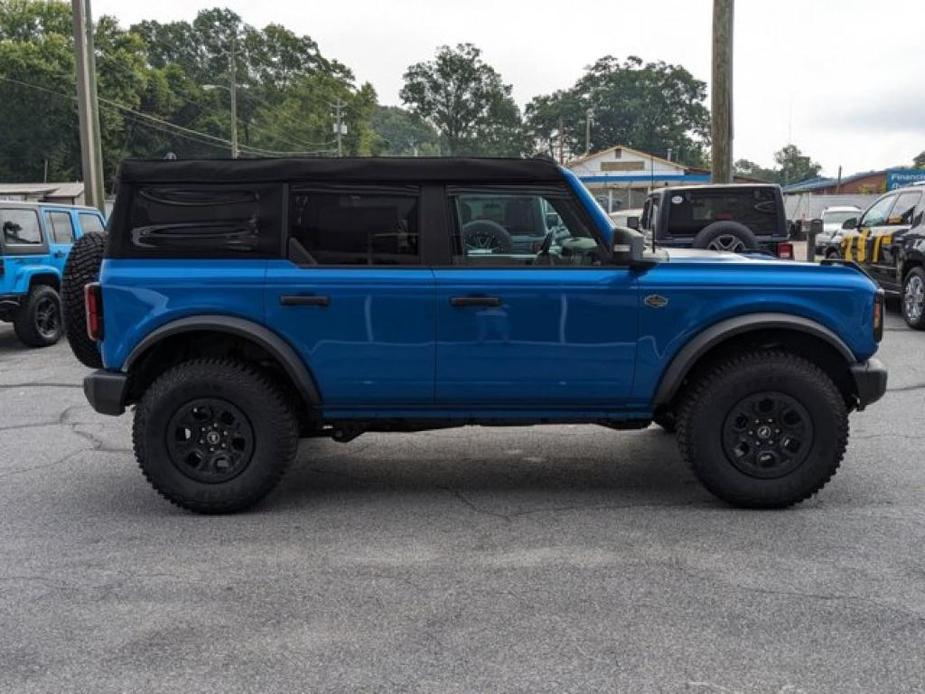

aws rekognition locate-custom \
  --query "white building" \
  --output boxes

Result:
[566,145,709,213]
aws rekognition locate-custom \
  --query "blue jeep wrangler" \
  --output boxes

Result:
[67,157,887,514]
[0,201,105,347]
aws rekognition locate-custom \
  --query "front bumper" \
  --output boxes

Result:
[83,369,128,416]
[851,358,888,410]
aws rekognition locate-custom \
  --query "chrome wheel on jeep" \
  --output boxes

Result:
[706,234,747,253]
[902,268,925,330]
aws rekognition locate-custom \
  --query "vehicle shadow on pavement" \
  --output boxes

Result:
[269,427,709,514]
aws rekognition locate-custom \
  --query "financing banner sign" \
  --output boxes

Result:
[886,169,925,190]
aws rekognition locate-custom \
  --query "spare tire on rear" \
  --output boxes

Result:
[692,221,758,253]
[62,231,106,368]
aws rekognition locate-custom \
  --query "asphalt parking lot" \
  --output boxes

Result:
[1,312,923,694]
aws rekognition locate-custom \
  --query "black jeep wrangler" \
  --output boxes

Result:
[637,184,794,259]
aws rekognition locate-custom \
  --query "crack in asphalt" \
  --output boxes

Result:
[886,382,925,393]
[0,382,83,390]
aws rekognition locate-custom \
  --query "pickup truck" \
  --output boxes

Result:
[63,157,886,513]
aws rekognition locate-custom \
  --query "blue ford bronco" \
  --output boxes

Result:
[64,157,887,514]
[0,201,105,347]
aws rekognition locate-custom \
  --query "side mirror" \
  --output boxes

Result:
[545,212,561,228]
[612,227,655,268]
[842,218,858,230]
[626,216,640,230]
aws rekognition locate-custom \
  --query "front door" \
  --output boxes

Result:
[265,185,435,408]
[434,186,638,408]
[873,190,921,291]
[43,209,77,275]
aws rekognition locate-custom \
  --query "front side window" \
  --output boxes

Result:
[860,195,897,227]
[1,208,42,246]
[887,192,921,226]
[450,189,603,266]
[79,213,105,234]
[47,211,76,244]
[289,187,420,266]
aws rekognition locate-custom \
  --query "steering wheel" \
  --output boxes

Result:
[463,220,513,254]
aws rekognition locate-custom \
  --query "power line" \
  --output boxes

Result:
[0,75,334,157]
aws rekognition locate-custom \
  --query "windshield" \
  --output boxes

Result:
[822,210,858,224]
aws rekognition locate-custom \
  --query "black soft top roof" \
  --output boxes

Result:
[118,156,564,185]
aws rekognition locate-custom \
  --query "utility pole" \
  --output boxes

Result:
[584,108,593,156]
[71,0,105,212]
[333,100,346,157]
[229,35,238,158]
[711,0,734,184]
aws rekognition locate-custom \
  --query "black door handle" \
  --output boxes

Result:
[280,294,330,307]
[449,295,502,307]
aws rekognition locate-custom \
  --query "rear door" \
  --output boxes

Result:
[433,185,638,408]
[0,206,47,294]
[264,184,436,409]
[43,209,77,275]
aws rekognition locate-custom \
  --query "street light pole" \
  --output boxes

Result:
[71,0,105,212]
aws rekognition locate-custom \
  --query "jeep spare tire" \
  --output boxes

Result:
[62,231,106,368]
[692,221,759,253]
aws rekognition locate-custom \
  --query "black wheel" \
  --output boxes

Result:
[652,409,677,433]
[677,351,848,508]
[133,359,299,514]
[463,220,513,253]
[901,267,925,330]
[692,221,759,253]
[13,285,62,347]
[62,231,106,367]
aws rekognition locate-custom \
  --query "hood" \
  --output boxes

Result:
[658,247,800,265]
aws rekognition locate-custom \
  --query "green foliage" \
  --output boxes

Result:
[400,44,529,156]
[735,144,822,185]
[370,106,440,156]
[525,56,710,167]
[914,151,925,169]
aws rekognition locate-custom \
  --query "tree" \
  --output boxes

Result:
[734,159,777,183]
[370,106,440,156]
[914,151,925,169]
[525,55,710,166]
[400,43,528,156]
[774,144,821,185]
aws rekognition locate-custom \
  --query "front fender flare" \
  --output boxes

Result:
[124,315,321,406]
[652,312,855,407]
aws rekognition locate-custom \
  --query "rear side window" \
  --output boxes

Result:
[666,188,779,235]
[78,213,105,234]
[289,187,420,265]
[47,211,76,244]
[1,208,43,246]
[117,184,283,258]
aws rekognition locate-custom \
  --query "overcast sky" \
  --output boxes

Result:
[95,0,924,176]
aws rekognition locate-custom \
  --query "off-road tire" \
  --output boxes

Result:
[62,231,106,367]
[901,267,925,330]
[677,351,848,508]
[133,358,299,514]
[13,285,62,347]
[692,221,759,253]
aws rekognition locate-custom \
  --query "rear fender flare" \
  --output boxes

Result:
[124,315,321,406]
[652,312,855,406]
